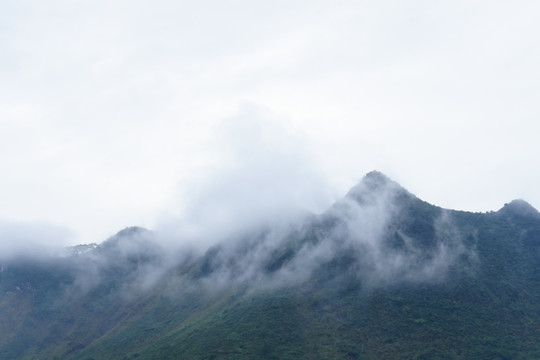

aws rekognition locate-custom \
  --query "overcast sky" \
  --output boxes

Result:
[1,0,539,246]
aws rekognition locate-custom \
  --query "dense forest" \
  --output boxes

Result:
[1,172,539,359]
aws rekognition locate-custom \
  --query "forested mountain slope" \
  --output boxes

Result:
[0,172,538,359]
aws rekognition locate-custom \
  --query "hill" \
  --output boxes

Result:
[0,172,539,359]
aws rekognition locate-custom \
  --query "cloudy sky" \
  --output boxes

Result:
[1,0,539,246]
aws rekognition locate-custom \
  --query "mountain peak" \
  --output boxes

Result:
[341,171,412,206]
[113,226,150,238]
[498,199,539,218]
[362,170,392,189]
[98,226,157,257]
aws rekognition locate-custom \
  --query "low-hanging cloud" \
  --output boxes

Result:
[91,171,477,299]
[0,220,74,260]
[156,104,335,250]
[1,107,478,300]
[232,172,480,292]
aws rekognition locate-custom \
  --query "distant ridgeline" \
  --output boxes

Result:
[0,172,539,359]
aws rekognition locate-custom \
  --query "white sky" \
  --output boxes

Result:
[1,0,540,246]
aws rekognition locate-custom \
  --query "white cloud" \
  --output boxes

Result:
[0,220,73,259]
[1,0,540,244]
[157,104,334,248]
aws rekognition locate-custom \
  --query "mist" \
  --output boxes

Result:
[155,104,335,250]
[0,220,74,260]
[61,173,478,302]
[0,106,480,299]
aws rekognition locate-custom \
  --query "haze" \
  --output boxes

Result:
[1,0,539,246]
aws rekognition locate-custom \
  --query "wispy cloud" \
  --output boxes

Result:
[0,220,73,259]
[1,1,539,244]
[156,104,334,249]
[61,172,478,301]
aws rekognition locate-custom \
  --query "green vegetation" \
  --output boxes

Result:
[0,177,539,359]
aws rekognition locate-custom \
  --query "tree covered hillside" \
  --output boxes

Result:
[0,172,539,359]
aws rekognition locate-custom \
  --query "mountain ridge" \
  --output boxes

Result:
[0,171,539,359]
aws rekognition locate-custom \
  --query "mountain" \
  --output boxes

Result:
[0,172,539,359]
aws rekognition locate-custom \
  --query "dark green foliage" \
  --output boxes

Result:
[1,175,539,359]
